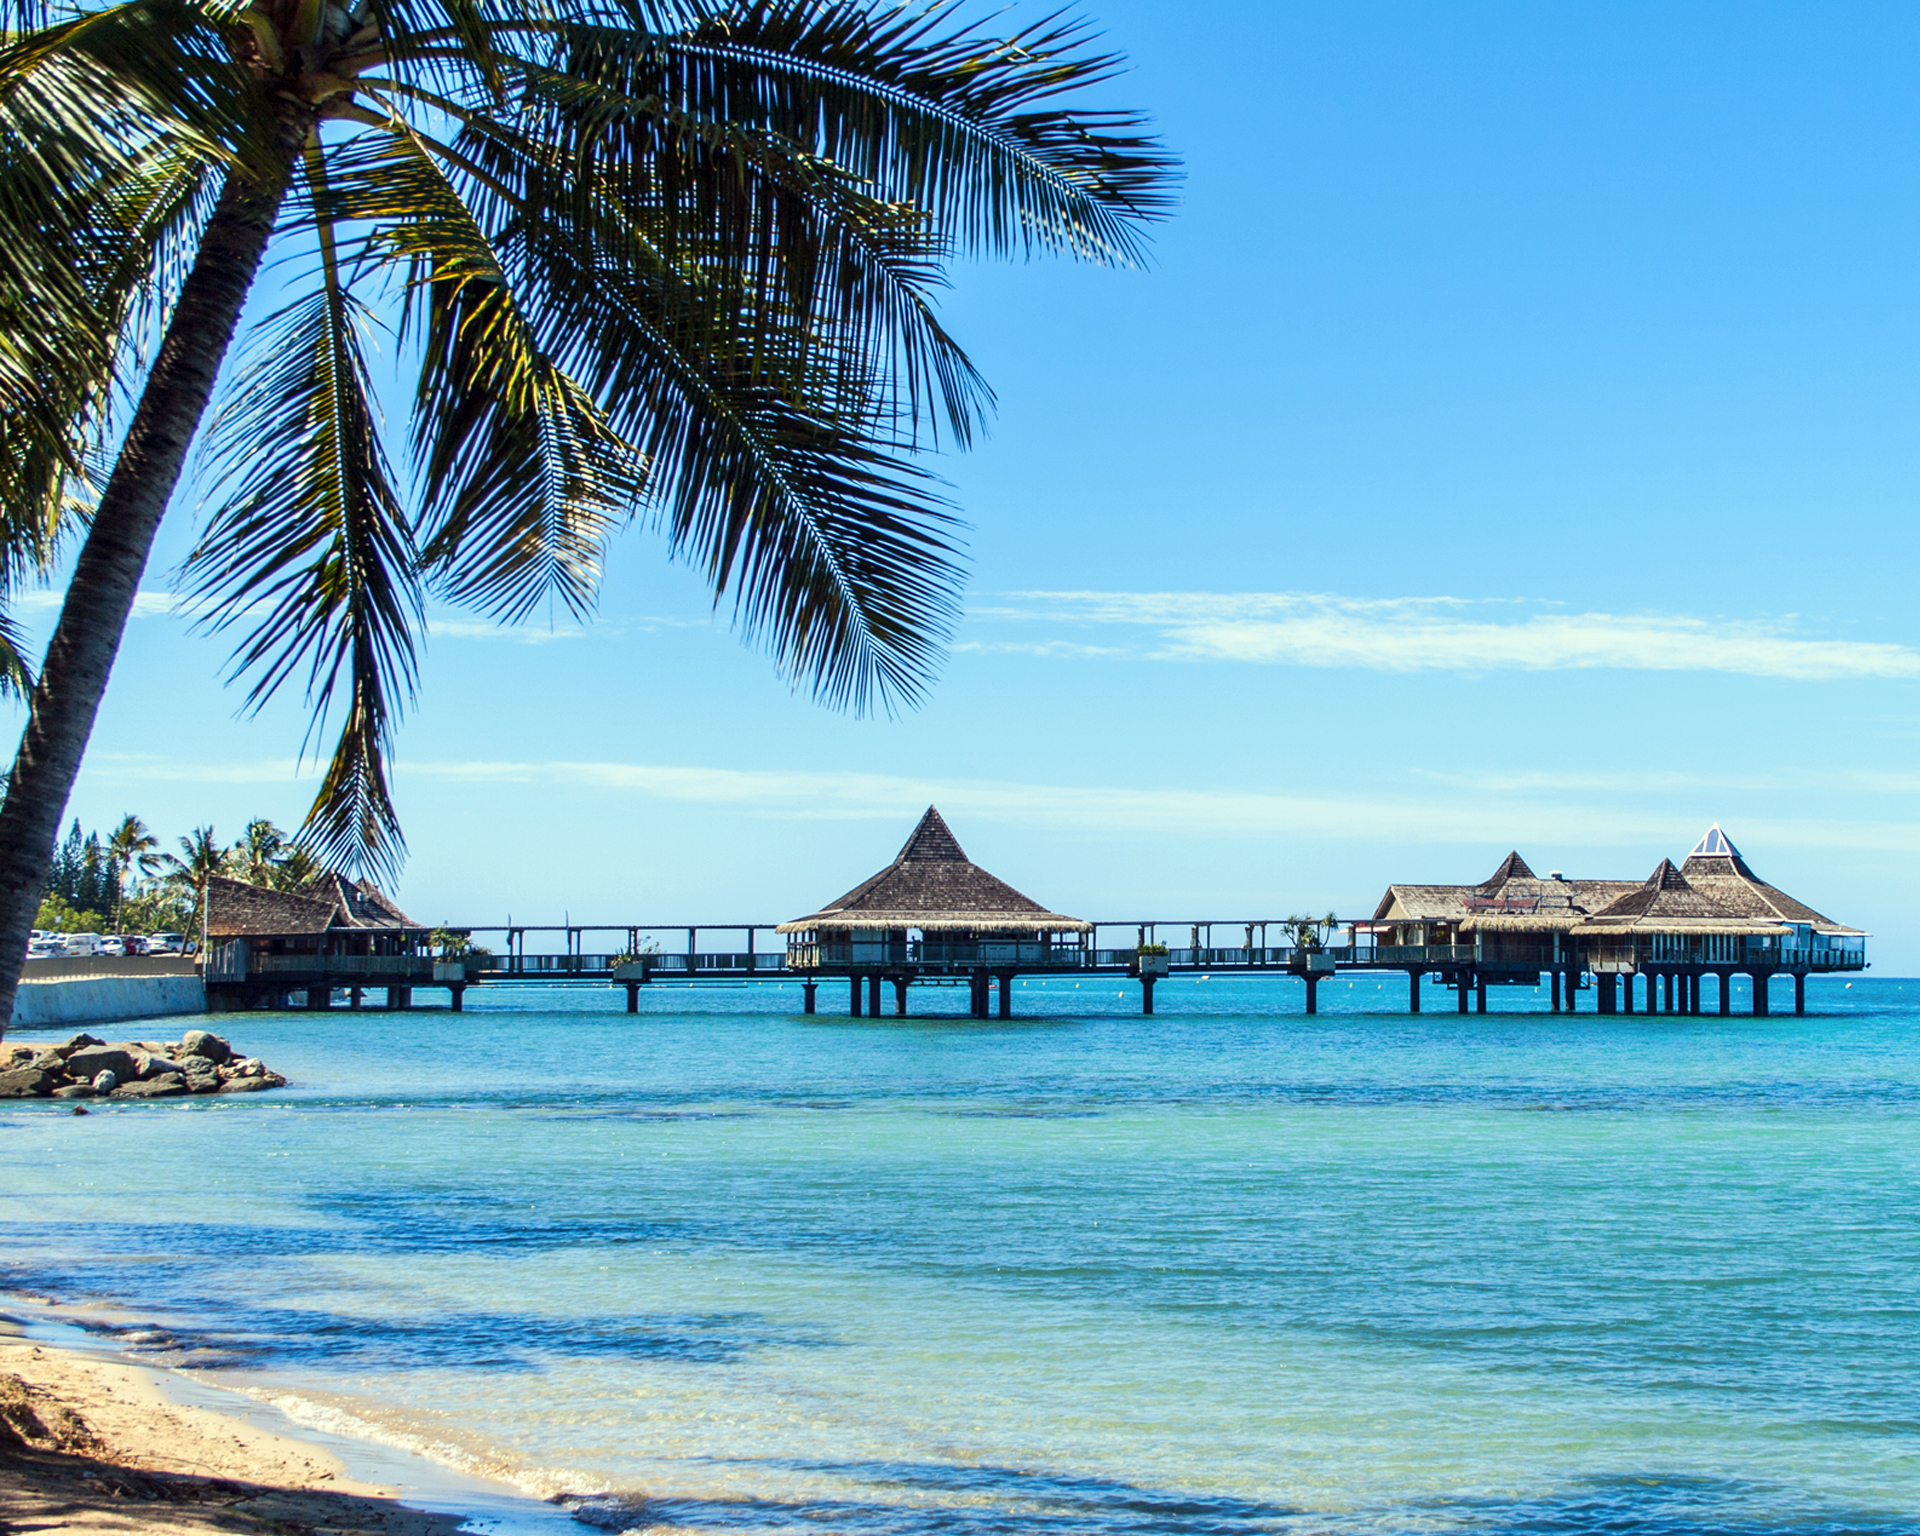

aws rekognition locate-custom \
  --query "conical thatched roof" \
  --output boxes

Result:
[1373,850,1636,934]
[1676,823,1864,934]
[776,808,1090,934]
[1571,858,1788,937]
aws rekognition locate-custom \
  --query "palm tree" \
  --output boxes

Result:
[232,817,286,885]
[270,845,321,891]
[105,812,157,929]
[151,826,229,948]
[0,0,1175,1031]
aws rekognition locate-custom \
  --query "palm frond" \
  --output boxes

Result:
[183,270,420,881]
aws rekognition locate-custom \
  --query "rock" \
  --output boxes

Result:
[3,1045,35,1068]
[216,1075,273,1093]
[50,1084,93,1099]
[54,1033,104,1058]
[64,1046,137,1082]
[137,1055,185,1080]
[178,1030,231,1064]
[92,1071,118,1094]
[0,1065,58,1097]
[112,1075,187,1099]
[229,1057,266,1077]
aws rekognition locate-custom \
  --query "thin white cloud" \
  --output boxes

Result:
[427,618,588,645]
[968,591,1920,682]
[951,639,1125,659]
[393,757,1920,854]
[13,588,180,619]
[80,753,318,784]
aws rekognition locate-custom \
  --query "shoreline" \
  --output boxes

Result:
[0,1297,576,1536]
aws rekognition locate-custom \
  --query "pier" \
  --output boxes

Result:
[200,816,1868,1018]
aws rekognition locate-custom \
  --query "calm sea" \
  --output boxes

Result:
[3,973,1918,1536]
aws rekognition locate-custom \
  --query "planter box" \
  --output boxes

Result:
[432,961,465,982]
[1136,953,1170,977]
[611,962,651,980]
[1302,952,1335,975]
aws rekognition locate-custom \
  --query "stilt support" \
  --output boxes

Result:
[1141,976,1156,1016]
[1456,973,1469,1013]
[997,973,1012,1018]
[850,975,863,1017]
[1409,971,1420,1013]
[894,977,909,1016]
[307,985,331,1011]
[1794,972,1805,1016]
[803,981,817,1015]
[1304,974,1319,1015]
[1475,977,1487,1014]
[626,982,640,1013]
[869,973,883,1019]
[349,986,363,1011]
[1753,972,1770,1016]
[1550,970,1561,1012]
[450,984,465,1013]
[1623,973,1635,1013]
[386,985,410,1010]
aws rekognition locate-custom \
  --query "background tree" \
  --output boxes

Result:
[0,0,1175,1034]
[106,812,157,928]
[232,817,286,885]
[151,826,230,947]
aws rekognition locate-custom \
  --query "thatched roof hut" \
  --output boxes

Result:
[776,808,1090,936]
[1372,851,1638,939]
[205,874,418,941]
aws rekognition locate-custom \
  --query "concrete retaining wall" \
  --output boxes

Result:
[10,975,208,1029]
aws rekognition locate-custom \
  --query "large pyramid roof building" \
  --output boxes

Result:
[777,808,1090,934]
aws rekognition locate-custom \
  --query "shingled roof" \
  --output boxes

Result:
[1675,823,1864,935]
[1372,851,1639,934]
[1571,857,1789,937]
[776,808,1091,934]
[205,874,419,939]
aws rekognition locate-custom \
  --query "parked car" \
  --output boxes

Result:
[24,939,58,960]
[117,934,149,955]
[62,933,101,956]
[147,932,186,955]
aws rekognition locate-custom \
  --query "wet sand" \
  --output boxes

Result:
[0,1319,468,1535]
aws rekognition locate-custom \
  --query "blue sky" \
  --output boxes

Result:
[20,0,1920,963]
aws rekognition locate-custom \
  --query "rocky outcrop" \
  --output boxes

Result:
[0,1032,285,1100]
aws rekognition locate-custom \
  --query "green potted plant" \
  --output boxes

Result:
[1136,942,1171,978]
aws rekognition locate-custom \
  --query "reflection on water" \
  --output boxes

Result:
[2,976,1918,1535]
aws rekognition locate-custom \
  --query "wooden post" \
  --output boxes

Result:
[1598,973,1614,1013]
[450,984,464,1013]
[869,973,883,1018]
[386,985,410,1010]
[1794,972,1805,1016]
[625,982,639,1013]
[1304,974,1318,1015]
[894,977,909,1016]
[1475,976,1487,1013]
[1141,975,1155,1015]
[997,973,1012,1018]
[803,981,817,1015]
[1719,970,1731,1015]
[1408,971,1420,1013]
[307,984,330,1010]
[1753,972,1770,1016]
[349,986,363,1010]
[1623,973,1635,1014]
[850,975,863,1016]
[1456,974,1468,1013]
[1550,970,1561,1012]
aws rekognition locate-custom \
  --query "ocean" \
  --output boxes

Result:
[3,973,1917,1536]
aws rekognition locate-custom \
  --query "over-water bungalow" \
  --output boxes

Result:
[777,807,1090,1018]
[1370,851,1638,1011]
[1572,825,1867,1015]
[202,875,462,1011]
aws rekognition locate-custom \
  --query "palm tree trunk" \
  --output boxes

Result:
[0,144,302,1038]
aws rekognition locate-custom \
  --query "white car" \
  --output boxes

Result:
[24,939,59,960]
[147,932,186,955]
[62,933,101,956]
[97,936,125,957]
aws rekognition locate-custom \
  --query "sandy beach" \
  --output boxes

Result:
[0,1317,467,1536]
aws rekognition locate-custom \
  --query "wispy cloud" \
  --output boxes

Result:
[968,591,1920,682]
[393,757,1920,854]
[427,618,588,645]
[14,588,181,620]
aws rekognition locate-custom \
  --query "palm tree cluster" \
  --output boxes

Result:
[38,812,327,935]
[0,0,1175,1028]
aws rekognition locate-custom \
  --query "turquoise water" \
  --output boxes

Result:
[3,974,1918,1535]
